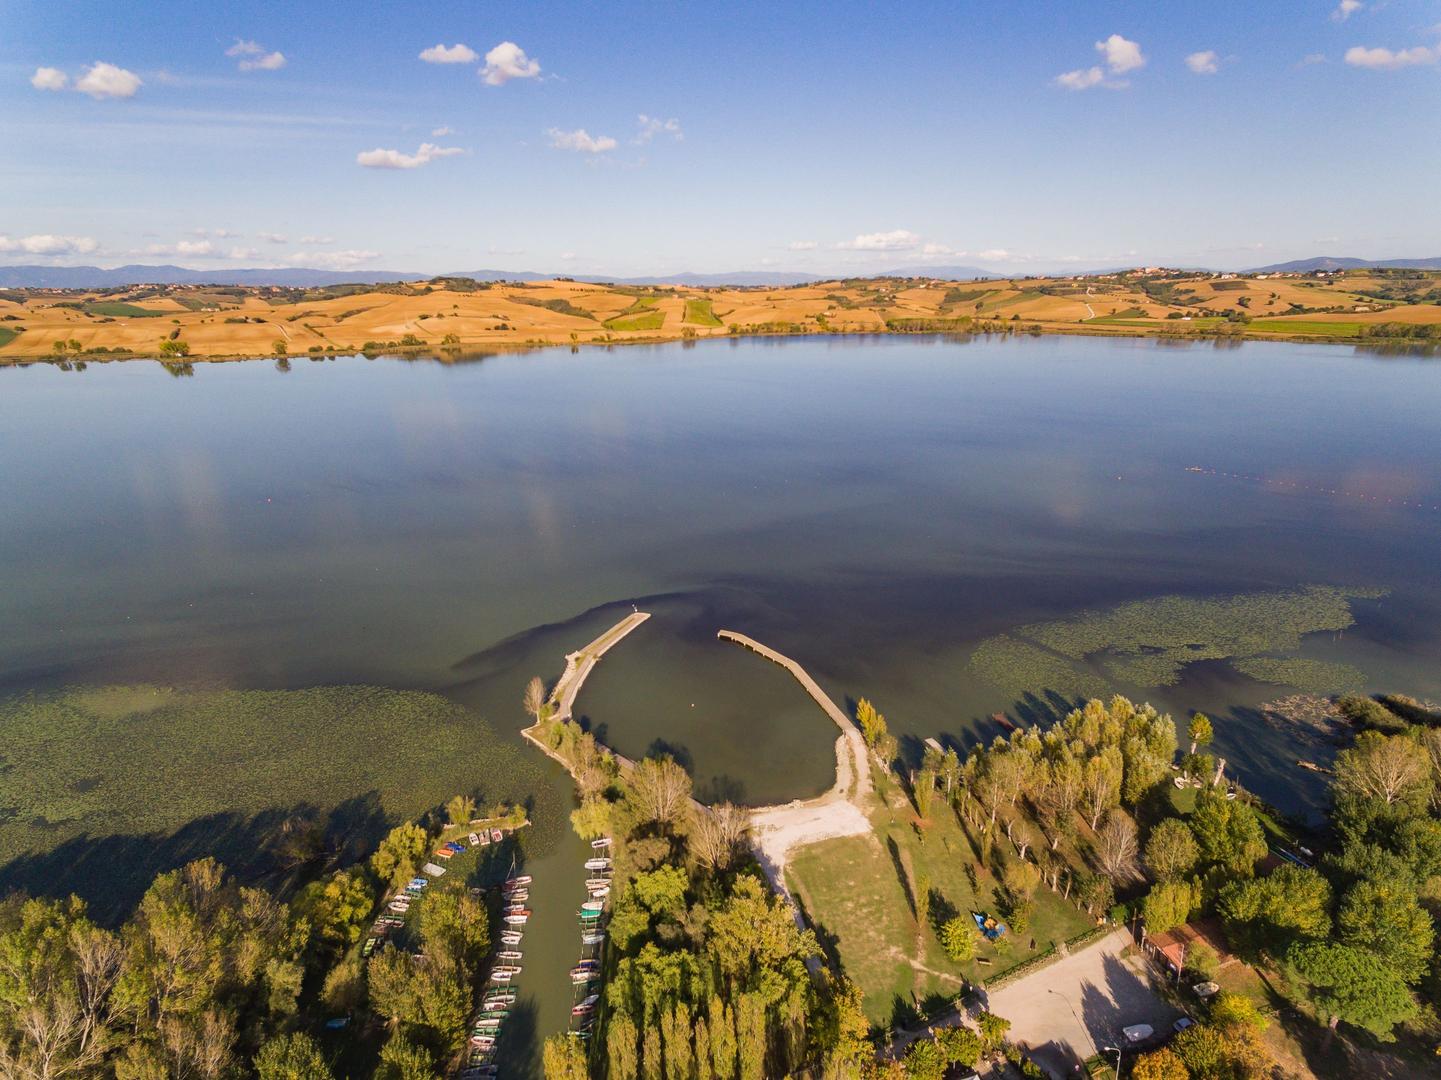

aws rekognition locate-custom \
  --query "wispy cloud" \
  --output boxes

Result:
[298,235,333,245]
[547,128,617,153]
[259,232,288,244]
[431,125,454,137]
[1332,0,1362,22]
[0,233,98,255]
[481,42,540,85]
[1055,66,1105,90]
[634,115,683,144]
[839,229,921,252]
[788,240,818,251]
[30,67,67,91]
[1297,53,1327,67]
[143,239,215,256]
[1344,44,1438,68]
[419,43,478,64]
[356,142,464,169]
[75,62,143,99]
[1185,50,1220,74]
[226,39,286,72]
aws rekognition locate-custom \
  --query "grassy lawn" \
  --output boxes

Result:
[0,684,558,921]
[0,326,20,348]
[604,309,666,331]
[788,776,1092,1023]
[683,299,723,326]
[1246,319,1363,337]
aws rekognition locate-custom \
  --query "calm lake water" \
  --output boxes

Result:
[4,333,1441,1063]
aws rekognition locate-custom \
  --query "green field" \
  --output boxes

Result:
[787,780,1092,1023]
[0,684,559,920]
[683,298,723,326]
[0,326,20,348]
[82,301,168,318]
[604,309,666,331]
[1247,319,1363,337]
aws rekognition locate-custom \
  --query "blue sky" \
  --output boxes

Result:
[3,0,1439,275]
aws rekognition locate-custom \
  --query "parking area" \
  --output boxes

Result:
[984,929,1183,1077]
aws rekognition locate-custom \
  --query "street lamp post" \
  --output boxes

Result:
[1102,1044,1123,1079]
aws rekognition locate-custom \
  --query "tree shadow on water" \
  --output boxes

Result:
[694,774,746,805]
[0,791,390,925]
[644,738,694,774]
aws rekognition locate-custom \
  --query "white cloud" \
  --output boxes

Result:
[1332,0,1362,21]
[0,233,98,256]
[634,114,683,144]
[74,62,142,99]
[1344,44,1438,68]
[144,239,215,256]
[1186,50,1220,74]
[788,240,818,251]
[977,249,1012,261]
[840,229,921,252]
[546,127,617,153]
[285,249,379,270]
[480,41,540,85]
[259,231,288,244]
[356,142,465,169]
[190,227,240,238]
[1096,34,1145,74]
[1055,66,1105,90]
[298,235,333,244]
[420,43,478,64]
[31,66,67,91]
[559,251,577,261]
[922,242,953,256]
[227,247,260,260]
[431,125,454,137]
[227,39,285,71]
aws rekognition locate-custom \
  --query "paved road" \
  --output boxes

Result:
[988,930,1181,1077]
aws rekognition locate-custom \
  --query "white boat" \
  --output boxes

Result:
[584,876,610,888]
[468,832,481,846]
[500,931,523,945]
[492,964,523,976]
[422,862,446,877]
[502,875,532,889]
[588,886,610,899]
[502,913,529,925]
[580,900,604,914]
[583,858,611,871]
[581,931,605,945]
[507,889,529,903]
[591,837,611,848]
[574,993,600,1010]
[497,950,523,962]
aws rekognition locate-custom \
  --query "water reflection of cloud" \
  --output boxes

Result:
[390,399,466,467]
[175,456,228,556]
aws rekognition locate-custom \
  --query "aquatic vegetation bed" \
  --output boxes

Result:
[0,684,558,900]
[969,585,1384,698]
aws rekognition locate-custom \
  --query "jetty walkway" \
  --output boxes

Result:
[716,630,873,928]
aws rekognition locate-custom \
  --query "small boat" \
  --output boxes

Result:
[491,828,504,843]
[422,862,446,877]
[493,964,523,976]
[591,837,612,848]
[408,877,429,888]
[445,841,466,853]
[487,972,514,984]
[474,1018,503,1029]
[571,970,598,984]
[580,900,604,915]
[387,900,410,913]
[573,993,600,1011]
[497,950,523,962]
[507,889,529,903]
[581,931,605,945]
[572,1002,596,1015]
[502,913,529,925]
[584,877,611,889]
[588,886,610,899]
[503,905,531,917]
[584,858,611,871]
[500,931,523,945]
[468,832,481,846]
[482,998,515,1011]
[433,849,454,860]
[502,875,532,889]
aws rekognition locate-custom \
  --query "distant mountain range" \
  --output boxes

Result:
[2,257,1437,290]
[1248,256,1441,272]
[0,263,1000,290]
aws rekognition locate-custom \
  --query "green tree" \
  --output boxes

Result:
[445,793,476,827]
[571,796,613,841]
[977,1011,1010,1049]
[1288,940,1418,1042]
[416,881,489,974]
[939,917,977,963]
[1190,789,1266,876]
[1141,879,1199,935]
[903,1038,945,1080]
[1144,818,1199,882]
[254,1032,335,1080]
[632,865,689,920]
[625,755,694,834]
[935,1025,982,1067]
[272,340,288,357]
[856,698,888,749]
[1188,713,1213,754]
[158,338,190,357]
[1336,878,1433,984]
[608,1012,640,1080]
[375,1033,437,1080]
[1081,746,1123,829]
[296,868,374,954]
[1334,731,1432,814]
[1218,865,1331,957]
[371,822,430,890]
[542,1033,589,1080]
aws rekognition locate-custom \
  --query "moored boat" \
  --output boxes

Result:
[583,857,611,871]
[580,900,604,914]
[591,837,612,848]
[502,875,532,889]
[497,950,523,962]
[502,913,529,925]
[581,930,605,945]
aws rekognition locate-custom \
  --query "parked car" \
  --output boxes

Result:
[1122,1024,1154,1044]
[1173,1017,1195,1033]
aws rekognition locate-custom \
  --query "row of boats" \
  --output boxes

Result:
[461,871,534,1078]
[568,837,613,1038]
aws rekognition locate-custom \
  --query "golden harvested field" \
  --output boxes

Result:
[2,269,1438,362]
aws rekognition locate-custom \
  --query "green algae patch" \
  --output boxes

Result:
[969,585,1384,698]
